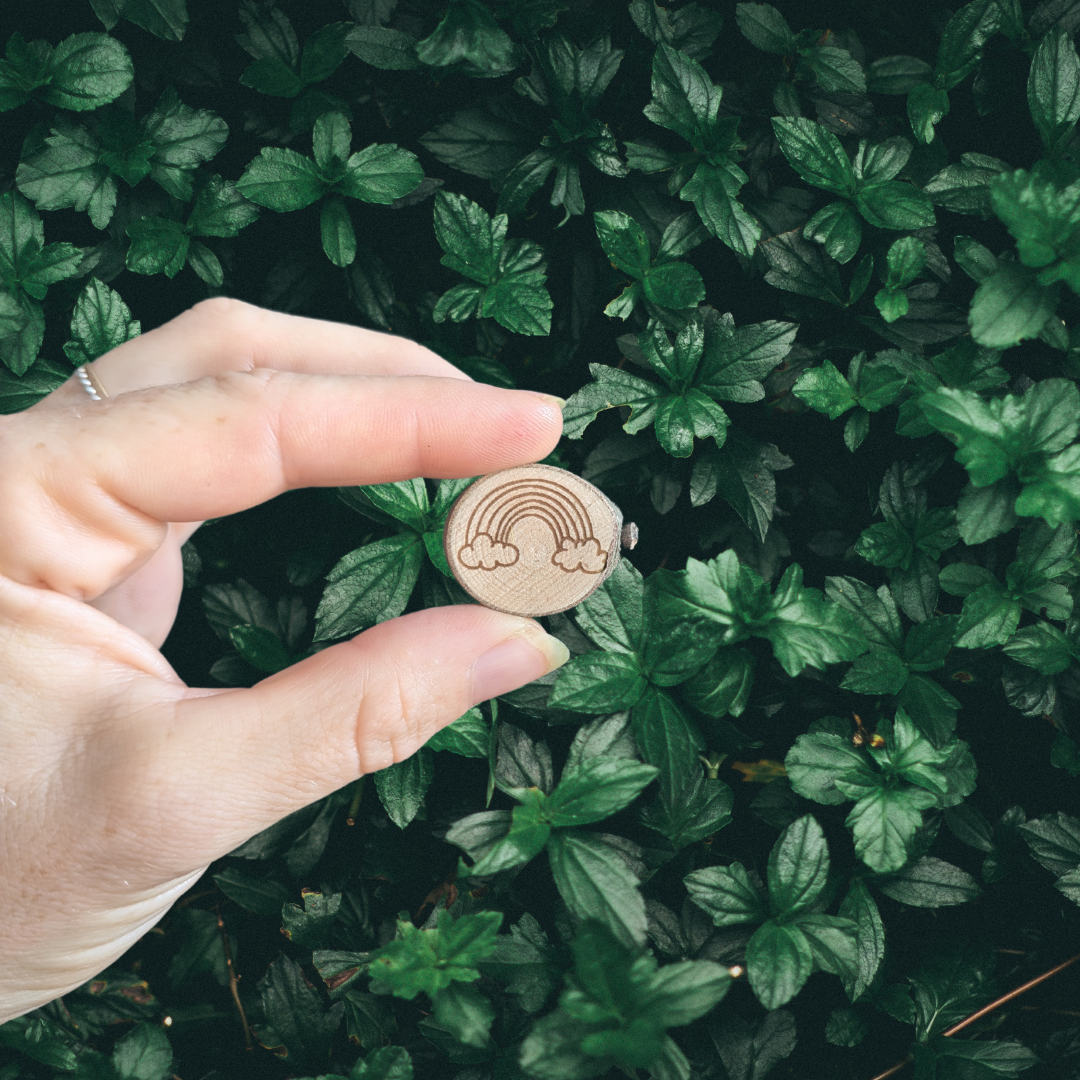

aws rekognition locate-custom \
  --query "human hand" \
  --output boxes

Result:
[0,298,568,1021]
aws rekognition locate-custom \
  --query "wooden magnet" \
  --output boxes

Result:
[444,464,637,617]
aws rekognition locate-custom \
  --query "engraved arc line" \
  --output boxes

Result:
[494,503,570,545]
[468,480,589,540]
[465,479,593,542]
[456,475,607,575]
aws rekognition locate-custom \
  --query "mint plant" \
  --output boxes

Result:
[4,2,1080,1079]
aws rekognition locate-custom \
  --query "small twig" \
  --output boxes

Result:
[941,951,1080,1037]
[216,906,252,1050]
[867,951,1080,1080]
[175,888,217,909]
[346,776,365,826]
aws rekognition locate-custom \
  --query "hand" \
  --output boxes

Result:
[0,298,569,1021]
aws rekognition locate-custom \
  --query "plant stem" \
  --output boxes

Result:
[346,776,365,826]
[217,906,252,1050]
[867,950,1080,1080]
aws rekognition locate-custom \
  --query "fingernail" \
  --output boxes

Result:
[536,393,567,412]
[471,626,570,703]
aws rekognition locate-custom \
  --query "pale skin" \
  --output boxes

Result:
[0,298,570,1022]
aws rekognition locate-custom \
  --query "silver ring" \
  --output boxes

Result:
[75,366,108,400]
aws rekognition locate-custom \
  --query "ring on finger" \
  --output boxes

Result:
[75,365,110,401]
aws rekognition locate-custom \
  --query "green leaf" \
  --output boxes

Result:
[896,673,961,745]
[969,264,1059,349]
[682,647,754,717]
[1028,27,1080,154]
[804,200,863,264]
[426,707,490,758]
[257,953,343,1065]
[339,142,424,205]
[321,196,356,266]
[229,624,291,674]
[562,363,661,440]
[631,687,705,805]
[767,814,829,917]
[415,0,515,77]
[62,278,139,366]
[935,0,1000,85]
[692,431,793,542]
[212,867,291,917]
[792,359,856,419]
[545,757,658,827]
[855,181,935,230]
[110,0,189,43]
[838,880,885,1001]
[1002,621,1075,675]
[926,154,1010,217]
[547,830,646,947]
[736,3,795,54]
[875,856,982,907]
[574,557,643,654]
[763,563,868,677]
[826,576,905,652]
[801,44,866,94]
[786,732,875,806]
[643,43,721,145]
[351,1046,414,1080]
[464,800,551,876]
[680,161,762,257]
[868,54,933,94]
[760,229,846,306]
[142,86,228,200]
[374,749,434,829]
[299,22,349,85]
[847,785,936,873]
[241,55,303,96]
[955,584,1020,648]
[925,1035,1039,1077]
[314,534,424,641]
[125,216,189,278]
[684,860,767,926]
[594,210,651,277]
[16,117,116,229]
[283,890,341,949]
[346,26,422,71]
[237,147,328,211]
[841,649,909,695]
[548,651,648,712]
[369,910,503,999]
[424,982,495,1054]
[956,480,1020,544]
[44,32,134,111]
[111,1024,172,1080]
[907,83,950,144]
[642,771,734,850]
[0,1016,77,1071]
[771,117,855,197]
[187,175,260,237]
[745,921,813,1010]
[433,191,552,335]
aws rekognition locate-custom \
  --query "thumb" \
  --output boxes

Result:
[149,606,569,869]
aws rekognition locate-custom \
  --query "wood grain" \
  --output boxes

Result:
[444,464,624,617]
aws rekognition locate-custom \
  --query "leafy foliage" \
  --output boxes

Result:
[2,2,1080,1080]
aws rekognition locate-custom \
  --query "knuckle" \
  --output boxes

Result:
[353,669,433,774]
[188,295,254,326]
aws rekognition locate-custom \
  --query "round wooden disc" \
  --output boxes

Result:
[444,464,623,617]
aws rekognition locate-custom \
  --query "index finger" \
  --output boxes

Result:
[3,371,563,600]
[42,298,471,408]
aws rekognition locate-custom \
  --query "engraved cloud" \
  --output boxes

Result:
[459,533,519,570]
[552,537,607,573]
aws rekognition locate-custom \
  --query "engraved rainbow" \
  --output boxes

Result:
[457,477,607,574]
